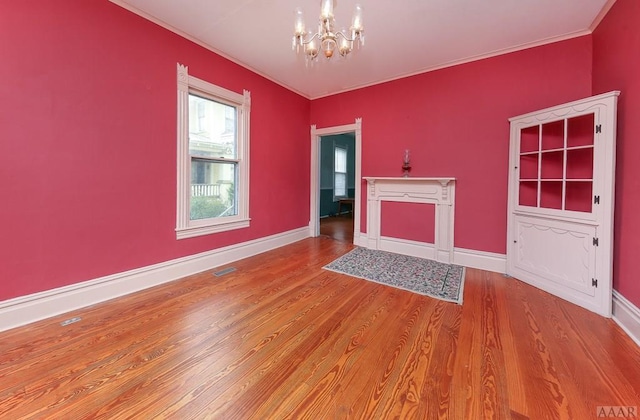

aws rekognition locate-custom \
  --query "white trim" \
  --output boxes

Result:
[354,232,368,248]
[453,247,507,274]
[0,227,309,333]
[379,236,436,260]
[612,290,640,348]
[589,0,617,31]
[176,64,251,239]
[310,119,362,243]
[176,219,250,239]
[310,30,592,100]
[353,233,506,274]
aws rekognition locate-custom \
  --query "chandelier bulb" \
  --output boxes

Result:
[320,0,335,19]
[294,7,306,36]
[352,4,363,32]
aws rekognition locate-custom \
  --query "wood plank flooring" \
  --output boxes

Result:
[0,236,639,419]
[320,216,354,243]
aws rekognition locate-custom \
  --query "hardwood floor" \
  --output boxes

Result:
[1,237,639,419]
[320,216,354,243]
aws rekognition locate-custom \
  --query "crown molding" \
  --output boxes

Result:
[589,0,617,31]
[310,29,592,100]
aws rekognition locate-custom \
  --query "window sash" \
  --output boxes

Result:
[190,158,238,221]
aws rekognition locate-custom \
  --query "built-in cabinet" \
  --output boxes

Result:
[506,91,619,317]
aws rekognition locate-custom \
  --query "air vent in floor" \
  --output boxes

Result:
[213,267,236,277]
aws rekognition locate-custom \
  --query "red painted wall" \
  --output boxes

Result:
[0,1,310,301]
[593,0,640,306]
[380,202,435,244]
[311,37,593,253]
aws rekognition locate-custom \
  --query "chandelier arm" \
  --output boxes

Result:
[335,31,358,42]
[300,32,321,45]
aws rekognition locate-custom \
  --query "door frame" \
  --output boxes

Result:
[310,118,362,242]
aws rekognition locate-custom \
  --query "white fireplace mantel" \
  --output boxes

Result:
[363,177,456,263]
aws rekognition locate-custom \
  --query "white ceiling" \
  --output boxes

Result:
[110,0,613,99]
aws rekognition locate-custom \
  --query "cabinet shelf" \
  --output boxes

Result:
[519,178,594,182]
[520,145,593,156]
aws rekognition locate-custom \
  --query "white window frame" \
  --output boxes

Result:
[176,63,251,239]
[333,144,348,200]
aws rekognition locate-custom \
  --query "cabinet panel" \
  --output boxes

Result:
[513,215,596,297]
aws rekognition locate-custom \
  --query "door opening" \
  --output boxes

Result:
[310,119,362,244]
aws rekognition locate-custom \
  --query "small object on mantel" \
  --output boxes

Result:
[402,149,411,177]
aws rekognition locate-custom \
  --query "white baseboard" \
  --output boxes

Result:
[453,247,507,273]
[612,290,640,347]
[353,233,506,273]
[0,227,309,333]
[379,236,436,260]
[354,232,367,248]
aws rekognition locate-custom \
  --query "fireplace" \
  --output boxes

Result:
[363,177,456,263]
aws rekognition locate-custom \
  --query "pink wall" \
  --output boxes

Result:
[380,202,435,244]
[0,1,310,301]
[593,0,640,306]
[311,37,593,253]
[2,1,625,309]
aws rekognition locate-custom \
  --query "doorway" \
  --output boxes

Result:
[319,133,355,242]
[310,119,362,245]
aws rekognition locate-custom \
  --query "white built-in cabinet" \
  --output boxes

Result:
[506,91,619,317]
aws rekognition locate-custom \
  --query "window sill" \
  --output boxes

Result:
[176,219,250,240]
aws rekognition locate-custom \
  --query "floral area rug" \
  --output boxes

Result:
[323,247,465,304]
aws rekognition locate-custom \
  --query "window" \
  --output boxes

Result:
[176,64,251,239]
[334,145,347,199]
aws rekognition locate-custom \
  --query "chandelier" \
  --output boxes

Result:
[292,0,364,61]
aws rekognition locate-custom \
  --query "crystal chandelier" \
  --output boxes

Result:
[293,0,364,61]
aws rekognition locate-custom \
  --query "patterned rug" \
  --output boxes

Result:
[323,247,465,304]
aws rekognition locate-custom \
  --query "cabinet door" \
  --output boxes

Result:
[509,215,599,312]
[515,112,596,220]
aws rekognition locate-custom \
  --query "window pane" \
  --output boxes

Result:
[335,146,347,197]
[189,94,236,159]
[190,159,237,220]
[335,173,346,197]
[335,147,347,172]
